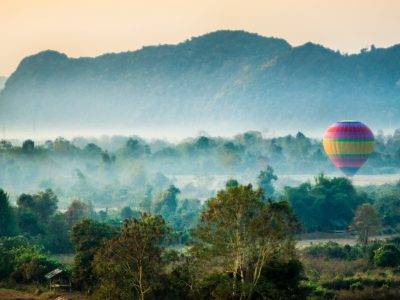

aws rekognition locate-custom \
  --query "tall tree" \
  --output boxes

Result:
[154,185,180,219]
[17,190,58,223]
[139,186,153,213]
[21,139,35,153]
[93,214,169,300]
[192,183,299,298]
[71,219,116,292]
[351,203,382,246]
[0,189,17,237]
[65,199,92,227]
[257,165,278,199]
[32,189,58,222]
[120,206,135,220]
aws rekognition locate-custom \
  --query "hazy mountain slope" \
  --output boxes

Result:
[0,76,6,91]
[1,30,400,135]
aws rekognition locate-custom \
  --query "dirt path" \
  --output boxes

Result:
[0,289,38,300]
[0,289,87,300]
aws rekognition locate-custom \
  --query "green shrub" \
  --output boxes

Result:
[0,235,64,283]
[374,244,400,267]
[350,281,364,291]
[12,256,61,283]
[322,276,396,290]
[304,242,364,260]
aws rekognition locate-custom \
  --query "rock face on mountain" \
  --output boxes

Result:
[1,30,400,135]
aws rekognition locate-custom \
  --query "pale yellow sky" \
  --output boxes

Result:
[1,0,400,76]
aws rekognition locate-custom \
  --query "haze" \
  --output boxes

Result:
[1,0,400,76]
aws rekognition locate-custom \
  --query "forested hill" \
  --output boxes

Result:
[1,30,400,134]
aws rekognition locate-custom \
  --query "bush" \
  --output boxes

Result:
[0,235,64,283]
[322,276,398,290]
[197,273,233,299]
[254,258,308,299]
[304,242,364,260]
[374,244,400,267]
[11,256,61,283]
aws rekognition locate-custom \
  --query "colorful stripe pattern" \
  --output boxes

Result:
[323,121,374,176]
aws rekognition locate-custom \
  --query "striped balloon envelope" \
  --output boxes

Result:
[323,121,374,176]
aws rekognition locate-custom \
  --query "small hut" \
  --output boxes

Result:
[45,268,71,292]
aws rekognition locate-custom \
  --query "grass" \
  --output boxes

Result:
[0,288,87,300]
[301,244,400,300]
[50,254,75,266]
[336,287,400,300]
[297,233,394,249]
[302,257,369,281]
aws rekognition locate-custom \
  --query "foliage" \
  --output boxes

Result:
[42,213,72,254]
[153,185,180,219]
[93,214,169,300]
[1,130,400,212]
[303,242,365,261]
[14,189,73,254]
[70,219,117,291]
[373,185,400,230]
[0,189,17,237]
[120,206,135,219]
[257,165,278,199]
[0,236,63,283]
[351,204,382,245]
[374,244,400,267]
[192,183,300,298]
[65,199,93,227]
[284,174,367,231]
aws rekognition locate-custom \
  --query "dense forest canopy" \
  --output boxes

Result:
[0,130,400,208]
[1,30,400,137]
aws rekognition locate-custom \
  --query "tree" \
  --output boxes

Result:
[17,194,35,210]
[16,210,43,235]
[375,191,400,229]
[93,214,169,299]
[32,189,58,222]
[22,139,35,153]
[374,244,400,267]
[71,219,116,291]
[192,183,300,299]
[17,190,58,223]
[257,165,278,199]
[43,213,72,253]
[0,236,61,282]
[120,206,134,220]
[351,203,382,246]
[284,174,365,231]
[153,185,180,219]
[226,179,239,188]
[84,143,103,156]
[65,199,91,227]
[123,138,150,158]
[0,189,17,237]
[139,186,153,213]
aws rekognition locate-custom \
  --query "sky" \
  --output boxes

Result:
[1,0,400,76]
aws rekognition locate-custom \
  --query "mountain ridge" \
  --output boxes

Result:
[1,30,400,136]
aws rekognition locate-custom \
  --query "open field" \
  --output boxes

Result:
[279,174,400,187]
[297,233,395,249]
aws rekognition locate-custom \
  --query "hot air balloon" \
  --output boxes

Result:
[323,121,374,176]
